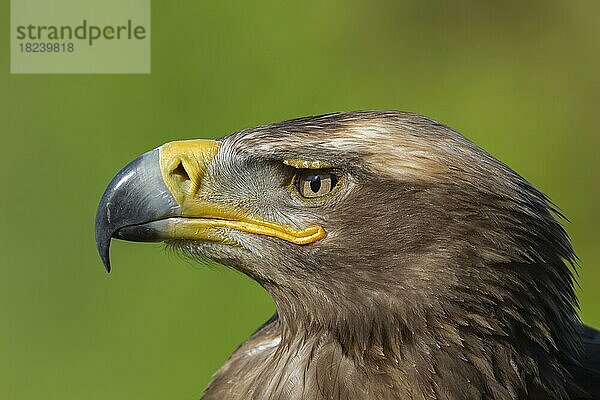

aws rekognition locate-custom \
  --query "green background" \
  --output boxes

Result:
[1,1,599,399]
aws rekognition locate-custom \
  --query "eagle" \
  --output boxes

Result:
[95,111,600,399]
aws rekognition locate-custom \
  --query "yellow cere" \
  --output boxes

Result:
[159,139,220,204]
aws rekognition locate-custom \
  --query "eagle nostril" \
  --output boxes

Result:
[171,161,190,182]
[169,160,194,195]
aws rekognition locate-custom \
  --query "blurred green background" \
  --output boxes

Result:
[1,1,599,398]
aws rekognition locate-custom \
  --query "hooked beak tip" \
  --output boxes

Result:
[95,223,113,273]
[101,247,112,273]
[94,148,180,272]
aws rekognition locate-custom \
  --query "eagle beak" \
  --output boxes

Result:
[94,140,218,272]
[95,139,325,272]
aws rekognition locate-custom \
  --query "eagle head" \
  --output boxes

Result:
[95,111,583,399]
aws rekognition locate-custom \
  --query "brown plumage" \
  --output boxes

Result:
[95,111,600,399]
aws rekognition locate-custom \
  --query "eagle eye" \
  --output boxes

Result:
[296,170,339,199]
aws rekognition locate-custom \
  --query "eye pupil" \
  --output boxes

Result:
[310,176,321,193]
